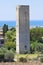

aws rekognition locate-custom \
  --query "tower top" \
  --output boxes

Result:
[16,5,29,9]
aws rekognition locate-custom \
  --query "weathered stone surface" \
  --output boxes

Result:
[16,5,30,54]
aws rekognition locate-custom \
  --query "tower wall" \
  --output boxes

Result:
[16,5,30,54]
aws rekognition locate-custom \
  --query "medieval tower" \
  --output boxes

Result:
[16,5,30,53]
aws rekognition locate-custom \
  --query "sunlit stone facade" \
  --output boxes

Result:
[16,5,30,53]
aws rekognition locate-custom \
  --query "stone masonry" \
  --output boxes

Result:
[16,5,30,53]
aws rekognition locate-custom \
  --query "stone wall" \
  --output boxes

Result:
[16,5,30,54]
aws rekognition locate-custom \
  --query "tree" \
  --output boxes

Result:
[5,27,16,42]
[3,24,8,36]
[4,27,16,51]
[30,27,43,42]
[36,43,43,52]
[4,41,16,50]
[30,41,37,53]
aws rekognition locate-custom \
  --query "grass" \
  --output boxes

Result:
[14,54,38,59]
[14,54,43,65]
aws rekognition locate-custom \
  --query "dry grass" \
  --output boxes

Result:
[0,54,42,65]
[0,61,43,65]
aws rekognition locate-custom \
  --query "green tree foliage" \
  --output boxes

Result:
[4,50,14,62]
[36,43,43,52]
[5,27,16,42]
[30,27,43,53]
[4,27,16,51]
[30,41,43,53]
[30,27,43,42]
[30,41,38,53]
[10,27,16,32]
[4,26,43,54]
[3,24,8,36]
[0,47,7,55]
[4,41,16,51]
[0,47,14,62]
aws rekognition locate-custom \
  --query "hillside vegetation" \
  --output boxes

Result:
[3,26,43,53]
[0,25,43,62]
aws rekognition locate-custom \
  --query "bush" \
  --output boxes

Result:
[4,50,14,62]
[40,57,43,62]
[0,54,4,62]
[41,50,43,53]
[19,57,27,62]
[4,41,16,50]
[24,50,28,54]
[0,47,14,62]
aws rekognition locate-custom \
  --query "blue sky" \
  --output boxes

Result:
[0,0,43,21]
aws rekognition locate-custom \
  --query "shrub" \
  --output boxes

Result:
[40,57,43,62]
[19,57,27,62]
[41,50,43,53]
[0,47,14,62]
[4,50,14,62]
[24,50,28,54]
[0,47,8,62]
[0,54,4,62]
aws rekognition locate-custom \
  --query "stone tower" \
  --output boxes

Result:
[16,5,30,54]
